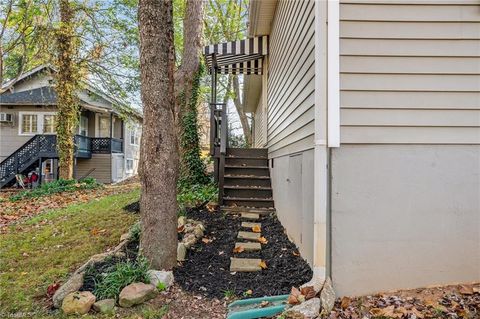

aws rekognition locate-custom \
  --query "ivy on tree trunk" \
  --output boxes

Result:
[54,0,82,179]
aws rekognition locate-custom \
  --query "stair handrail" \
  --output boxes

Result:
[0,135,41,184]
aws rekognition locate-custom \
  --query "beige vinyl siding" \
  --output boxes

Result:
[0,105,57,160]
[266,0,315,157]
[253,95,267,147]
[339,1,480,144]
[75,154,112,184]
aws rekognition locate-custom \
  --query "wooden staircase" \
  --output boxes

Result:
[220,148,275,212]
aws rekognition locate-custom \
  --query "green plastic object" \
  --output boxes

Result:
[227,294,290,319]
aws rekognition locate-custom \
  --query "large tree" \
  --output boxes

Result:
[138,0,178,269]
[53,0,83,179]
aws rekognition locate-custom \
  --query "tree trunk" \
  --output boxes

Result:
[138,0,178,270]
[232,75,252,147]
[55,0,80,180]
[175,0,206,185]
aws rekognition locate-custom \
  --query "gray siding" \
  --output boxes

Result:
[267,0,315,158]
[253,94,267,147]
[331,145,480,296]
[0,105,57,160]
[340,1,480,144]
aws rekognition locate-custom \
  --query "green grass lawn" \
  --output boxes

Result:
[0,189,140,316]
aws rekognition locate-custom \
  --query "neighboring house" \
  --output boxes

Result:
[0,65,142,188]
[206,0,480,297]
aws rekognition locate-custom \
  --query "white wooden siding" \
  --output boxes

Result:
[267,0,316,157]
[340,1,480,144]
[253,94,267,147]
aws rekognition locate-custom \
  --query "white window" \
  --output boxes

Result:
[98,116,110,137]
[21,114,38,134]
[129,127,140,145]
[43,115,57,133]
[126,159,134,173]
[19,112,57,136]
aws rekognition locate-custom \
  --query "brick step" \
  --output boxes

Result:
[238,231,261,241]
[234,242,261,252]
[230,258,262,272]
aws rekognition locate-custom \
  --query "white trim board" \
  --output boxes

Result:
[327,0,340,147]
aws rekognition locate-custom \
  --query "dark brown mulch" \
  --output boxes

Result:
[123,200,140,213]
[174,208,313,299]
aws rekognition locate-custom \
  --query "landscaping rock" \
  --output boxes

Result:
[301,275,325,295]
[53,272,85,308]
[93,298,115,315]
[120,232,130,242]
[178,216,186,227]
[61,291,96,315]
[148,270,174,289]
[286,298,321,319]
[177,243,187,261]
[183,233,197,248]
[320,277,335,316]
[194,225,204,238]
[119,282,156,308]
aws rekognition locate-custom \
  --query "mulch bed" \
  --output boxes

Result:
[174,208,313,299]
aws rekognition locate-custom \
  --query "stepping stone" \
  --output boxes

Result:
[240,212,260,220]
[241,222,261,229]
[238,231,261,241]
[230,258,262,272]
[235,242,261,252]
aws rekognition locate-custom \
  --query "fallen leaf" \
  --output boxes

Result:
[340,296,351,309]
[459,284,474,295]
[260,300,270,307]
[177,225,185,233]
[233,246,245,253]
[257,237,268,244]
[287,294,299,305]
[291,287,301,297]
[300,286,316,300]
[292,251,300,256]
[245,289,253,295]
[370,305,403,318]
[201,238,212,244]
[259,260,267,269]
[46,283,60,297]
[251,225,261,233]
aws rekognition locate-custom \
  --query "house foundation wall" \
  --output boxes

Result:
[270,148,315,266]
[330,144,480,296]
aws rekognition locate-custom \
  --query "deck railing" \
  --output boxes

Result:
[210,102,228,204]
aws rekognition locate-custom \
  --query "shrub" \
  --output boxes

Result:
[87,257,150,300]
[9,178,102,202]
[177,182,218,209]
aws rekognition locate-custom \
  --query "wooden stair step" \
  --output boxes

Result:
[235,242,261,252]
[230,258,262,272]
[238,231,261,241]
[225,165,269,169]
[241,222,262,228]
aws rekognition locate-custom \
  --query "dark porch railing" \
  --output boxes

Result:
[91,137,123,154]
[210,103,228,203]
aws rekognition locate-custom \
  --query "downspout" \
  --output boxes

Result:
[313,0,340,282]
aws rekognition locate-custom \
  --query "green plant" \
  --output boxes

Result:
[156,282,167,292]
[177,182,218,209]
[223,289,235,299]
[142,305,169,319]
[90,257,150,300]
[9,178,101,202]
[129,222,141,242]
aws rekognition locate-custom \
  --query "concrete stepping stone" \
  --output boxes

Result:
[235,242,261,252]
[240,212,260,220]
[238,231,261,241]
[230,258,262,272]
[241,222,261,229]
